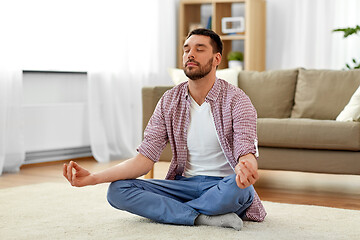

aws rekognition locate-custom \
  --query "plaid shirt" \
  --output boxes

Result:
[138,78,266,222]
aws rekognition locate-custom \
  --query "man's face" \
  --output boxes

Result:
[182,35,219,80]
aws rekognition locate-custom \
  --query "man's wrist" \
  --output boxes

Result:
[238,153,258,169]
[91,173,102,185]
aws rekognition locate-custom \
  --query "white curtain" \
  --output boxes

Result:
[88,0,177,162]
[0,70,25,175]
[266,0,360,70]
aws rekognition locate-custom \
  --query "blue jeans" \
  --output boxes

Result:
[107,174,254,226]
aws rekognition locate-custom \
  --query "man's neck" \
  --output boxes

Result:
[188,71,216,106]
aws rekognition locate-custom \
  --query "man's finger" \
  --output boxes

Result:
[244,161,256,174]
[252,170,259,181]
[246,174,256,185]
[236,163,249,182]
[235,161,247,174]
[240,173,250,186]
[70,162,76,183]
[235,164,240,175]
[67,162,73,184]
[237,168,248,185]
[63,164,68,179]
[240,163,252,179]
[238,174,249,188]
[71,175,76,185]
[242,161,259,181]
[72,161,81,171]
[244,161,259,180]
[236,174,245,188]
[63,164,72,184]
[241,162,259,185]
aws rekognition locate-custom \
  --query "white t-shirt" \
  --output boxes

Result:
[184,96,234,177]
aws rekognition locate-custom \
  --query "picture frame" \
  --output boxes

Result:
[221,17,245,34]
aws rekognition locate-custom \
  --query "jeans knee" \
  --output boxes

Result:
[221,175,254,204]
[107,180,133,210]
[222,174,240,190]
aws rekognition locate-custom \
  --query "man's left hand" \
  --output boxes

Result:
[234,153,259,189]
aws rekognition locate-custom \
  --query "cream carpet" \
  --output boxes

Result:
[0,182,359,240]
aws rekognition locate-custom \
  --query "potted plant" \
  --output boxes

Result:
[333,25,360,69]
[227,51,244,69]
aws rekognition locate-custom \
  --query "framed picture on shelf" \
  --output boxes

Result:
[221,17,245,34]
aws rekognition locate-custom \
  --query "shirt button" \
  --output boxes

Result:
[183,146,187,150]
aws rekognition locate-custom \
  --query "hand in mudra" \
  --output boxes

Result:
[63,161,96,187]
[234,154,259,189]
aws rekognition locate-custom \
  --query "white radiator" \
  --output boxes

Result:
[23,71,92,164]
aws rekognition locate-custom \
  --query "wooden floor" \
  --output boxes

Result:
[1,157,360,211]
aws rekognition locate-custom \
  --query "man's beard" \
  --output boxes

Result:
[183,57,213,80]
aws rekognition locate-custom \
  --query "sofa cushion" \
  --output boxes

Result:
[238,69,298,118]
[257,118,360,151]
[291,69,360,120]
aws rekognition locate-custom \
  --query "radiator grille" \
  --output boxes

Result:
[25,146,92,164]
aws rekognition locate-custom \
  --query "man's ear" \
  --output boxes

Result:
[214,52,222,67]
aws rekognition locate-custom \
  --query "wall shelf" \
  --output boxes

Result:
[178,0,266,71]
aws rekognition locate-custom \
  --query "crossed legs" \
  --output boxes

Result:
[107,174,254,229]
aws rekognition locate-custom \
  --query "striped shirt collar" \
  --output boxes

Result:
[183,77,221,103]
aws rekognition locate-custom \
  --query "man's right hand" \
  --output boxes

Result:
[62,154,155,187]
[63,161,97,187]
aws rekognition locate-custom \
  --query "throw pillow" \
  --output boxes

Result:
[168,68,240,87]
[168,68,187,85]
[336,84,360,122]
[238,69,299,118]
[216,68,241,87]
[291,69,360,120]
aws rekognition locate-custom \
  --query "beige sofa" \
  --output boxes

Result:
[142,69,360,176]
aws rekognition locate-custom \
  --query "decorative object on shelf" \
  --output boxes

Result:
[332,25,360,69]
[227,51,243,69]
[206,16,212,29]
[221,17,245,34]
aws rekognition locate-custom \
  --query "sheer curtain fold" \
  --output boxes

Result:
[267,0,360,70]
[0,70,25,175]
[88,0,176,162]
[88,72,137,162]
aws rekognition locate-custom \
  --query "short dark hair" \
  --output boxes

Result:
[186,28,223,56]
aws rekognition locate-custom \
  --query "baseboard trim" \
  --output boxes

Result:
[25,146,92,164]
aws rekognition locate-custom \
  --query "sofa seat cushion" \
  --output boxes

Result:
[257,118,360,151]
[291,69,360,120]
[238,69,298,118]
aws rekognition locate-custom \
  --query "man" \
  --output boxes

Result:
[63,28,266,231]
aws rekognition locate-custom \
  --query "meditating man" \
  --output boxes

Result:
[63,28,266,230]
